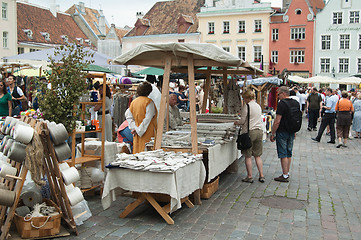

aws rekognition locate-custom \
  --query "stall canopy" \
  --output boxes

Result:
[83,64,115,73]
[5,47,113,66]
[289,75,361,85]
[135,67,164,75]
[0,62,39,74]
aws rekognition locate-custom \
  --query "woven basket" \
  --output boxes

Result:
[200,176,219,199]
[14,199,62,238]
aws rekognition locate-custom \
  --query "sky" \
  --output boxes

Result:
[28,0,284,28]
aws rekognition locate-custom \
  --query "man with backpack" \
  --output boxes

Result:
[270,86,302,182]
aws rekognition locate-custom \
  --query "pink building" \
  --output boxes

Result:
[269,0,325,78]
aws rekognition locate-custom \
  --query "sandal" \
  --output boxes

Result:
[258,177,265,183]
[242,177,254,183]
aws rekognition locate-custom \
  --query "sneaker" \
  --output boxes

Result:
[258,177,265,183]
[311,137,320,142]
[342,144,347,148]
[327,141,335,144]
[274,175,289,182]
[307,127,312,131]
[336,144,342,148]
[242,177,254,183]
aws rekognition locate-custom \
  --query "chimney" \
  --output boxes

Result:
[136,12,144,19]
[50,0,57,17]
[56,4,60,12]
[98,11,106,36]
[79,2,85,13]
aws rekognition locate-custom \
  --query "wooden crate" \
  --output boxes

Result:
[200,176,219,199]
[14,199,62,239]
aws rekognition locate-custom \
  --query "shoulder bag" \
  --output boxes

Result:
[236,103,252,150]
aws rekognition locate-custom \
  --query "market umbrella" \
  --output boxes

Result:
[336,76,361,85]
[5,47,113,66]
[135,67,164,75]
[83,64,115,73]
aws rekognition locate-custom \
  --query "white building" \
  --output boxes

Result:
[1,0,17,61]
[314,0,361,87]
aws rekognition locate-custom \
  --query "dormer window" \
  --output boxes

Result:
[84,39,91,46]
[40,32,50,41]
[76,38,84,45]
[295,9,302,15]
[23,29,33,39]
[61,35,68,42]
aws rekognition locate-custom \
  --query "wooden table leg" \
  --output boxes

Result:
[119,194,145,218]
[193,189,202,205]
[184,197,194,208]
[143,193,174,225]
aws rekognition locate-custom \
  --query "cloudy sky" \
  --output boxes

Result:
[28,0,284,28]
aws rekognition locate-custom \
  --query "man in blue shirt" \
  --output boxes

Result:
[312,88,338,143]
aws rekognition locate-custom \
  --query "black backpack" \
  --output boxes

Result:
[282,98,302,133]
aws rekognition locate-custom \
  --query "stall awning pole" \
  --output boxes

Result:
[187,54,198,155]
[154,55,172,150]
[202,67,211,113]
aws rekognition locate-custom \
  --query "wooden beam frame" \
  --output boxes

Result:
[187,54,198,154]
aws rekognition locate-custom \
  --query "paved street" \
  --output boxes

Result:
[66,119,361,240]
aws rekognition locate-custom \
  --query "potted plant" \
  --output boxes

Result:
[33,43,94,132]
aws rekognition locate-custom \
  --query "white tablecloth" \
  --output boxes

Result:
[208,138,241,182]
[101,160,206,213]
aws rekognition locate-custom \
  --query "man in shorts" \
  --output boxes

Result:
[270,86,300,182]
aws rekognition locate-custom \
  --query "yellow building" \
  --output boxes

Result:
[197,0,273,73]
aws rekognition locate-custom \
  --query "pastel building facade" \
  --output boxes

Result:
[314,0,361,81]
[269,0,324,78]
[197,0,273,73]
[1,0,17,61]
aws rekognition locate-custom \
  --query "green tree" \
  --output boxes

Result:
[35,43,94,132]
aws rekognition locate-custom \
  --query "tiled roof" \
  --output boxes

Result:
[126,0,205,37]
[307,0,325,14]
[114,28,129,43]
[17,2,88,45]
[66,5,109,36]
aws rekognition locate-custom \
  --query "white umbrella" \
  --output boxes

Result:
[336,76,361,85]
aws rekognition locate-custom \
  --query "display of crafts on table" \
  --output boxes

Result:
[107,149,203,173]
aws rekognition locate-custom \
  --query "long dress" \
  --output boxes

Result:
[128,96,157,153]
[352,100,361,132]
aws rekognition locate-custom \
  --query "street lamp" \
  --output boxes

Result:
[332,67,335,78]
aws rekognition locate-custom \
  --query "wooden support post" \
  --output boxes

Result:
[155,55,172,150]
[202,67,211,113]
[187,54,198,155]
[223,67,228,114]
[143,193,174,225]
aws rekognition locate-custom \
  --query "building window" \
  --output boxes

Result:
[271,51,278,63]
[340,34,350,49]
[178,39,185,43]
[254,20,262,32]
[222,46,230,52]
[29,48,38,52]
[238,46,246,60]
[295,9,302,15]
[320,58,331,73]
[238,20,245,33]
[223,21,230,34]
[339,58,349,73]
[272,29,279,41]
[358,58,361,73]
[254,46,262,62]
[290,28,305,40]
[290,50,305,63]
[350,11,360,23]
[359,34,361,49]
[2,31,8,48]
[208,22,214,34]
[18,47,24,54]
[321,35,331,50]
[2,2,7,19]
[333,12,343,24]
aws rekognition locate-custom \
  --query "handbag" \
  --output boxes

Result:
[236,103,252,150]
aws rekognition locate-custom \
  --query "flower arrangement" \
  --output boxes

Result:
[208,31,214,34]
[255,29,261,32]
[239,29,245,33]
[254,59,261,62]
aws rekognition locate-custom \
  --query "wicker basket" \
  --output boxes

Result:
[14,199,62,239]
[201,176,219,199]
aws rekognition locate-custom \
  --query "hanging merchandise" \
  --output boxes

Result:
[223,79,242,114]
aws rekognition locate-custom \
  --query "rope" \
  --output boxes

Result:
[25,131,46,186]
[24,214,51,229]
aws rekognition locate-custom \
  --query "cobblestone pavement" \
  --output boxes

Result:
[63,119,361,240]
